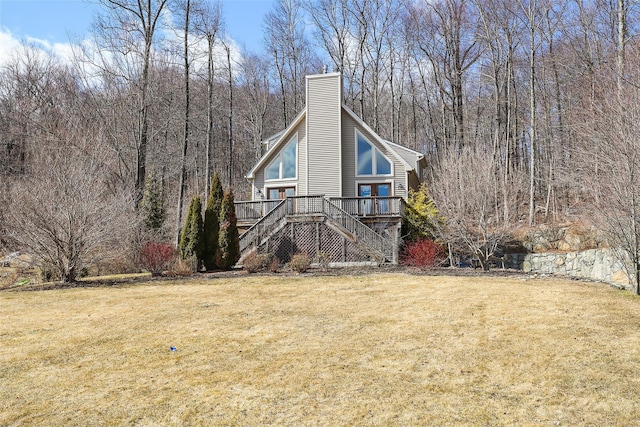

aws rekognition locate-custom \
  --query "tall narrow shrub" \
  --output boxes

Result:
[141,172,166,232]
[203,172,223,270]
[179,196,204,265]
[216,189,240,270]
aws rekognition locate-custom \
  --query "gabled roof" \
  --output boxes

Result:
[341,103,423,172]
[383,139,426,169]
[246,102,426,180]
[246,109,306,180]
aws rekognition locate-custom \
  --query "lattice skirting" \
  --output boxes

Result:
[258,221,376,264]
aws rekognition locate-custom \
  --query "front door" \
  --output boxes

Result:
[358,183,391,215]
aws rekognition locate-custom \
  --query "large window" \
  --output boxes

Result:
[357,132,391,176]
[266,135,297,180]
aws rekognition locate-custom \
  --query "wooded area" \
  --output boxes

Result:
[2,0,640,288]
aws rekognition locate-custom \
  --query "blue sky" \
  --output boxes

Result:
[0,0,274,62]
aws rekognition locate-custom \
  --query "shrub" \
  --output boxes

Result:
[243,252,275,273]
[402,183,443,242]
[167,257,195,276]
[138,242,177,276]
[39,265,58,282]
[0,268,18,289]
[216,189,240,270]
[267,256,280,273]
[242,251,263,273]
[179,196,204,265]
[141,172,166,233]
[401,238,446,269]
[317,250,331,271]
[203,172,223,270]
[289,252,312,273]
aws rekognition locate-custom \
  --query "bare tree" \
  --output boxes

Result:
[264,0,317,127]
[410,0,481,151]
[174,0,193,246]
[430,145,524,270]
[222,38,235,186]
[579,71,640,295]
[192,0,223,200]
[238,52,272,163]
[94,0,170,207]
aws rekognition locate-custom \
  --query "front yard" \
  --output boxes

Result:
[1,274,639,425]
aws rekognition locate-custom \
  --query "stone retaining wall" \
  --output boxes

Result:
[504,248,631,288]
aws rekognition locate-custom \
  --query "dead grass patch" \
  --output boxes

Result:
[1,274,639,425]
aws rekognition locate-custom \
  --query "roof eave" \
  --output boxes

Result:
[341,103,415,171]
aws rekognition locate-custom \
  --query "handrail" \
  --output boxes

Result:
[322,198,395,261]
[235,200,281,221]
[238,199,288,253]
[328,196,405,217]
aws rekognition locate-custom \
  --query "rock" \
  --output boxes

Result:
[612,270,630,286]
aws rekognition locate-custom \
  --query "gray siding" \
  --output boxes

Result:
[306,74,342,197]
[341,111,409,199]
[387,142,420,170]
[252,119,307,199]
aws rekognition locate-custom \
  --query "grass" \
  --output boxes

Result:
[1,273,640,425]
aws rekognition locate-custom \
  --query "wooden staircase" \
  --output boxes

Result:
[238,196,397,264]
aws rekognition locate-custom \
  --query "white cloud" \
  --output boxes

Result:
[0,27,79,68]
[0,27,23,66]
[0,24,245,85]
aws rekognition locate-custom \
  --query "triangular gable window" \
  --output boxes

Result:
[266,135,297,180]
[357,132,391,175]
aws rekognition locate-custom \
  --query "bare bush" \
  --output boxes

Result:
[5,145,136,282]
[288,252,312,273]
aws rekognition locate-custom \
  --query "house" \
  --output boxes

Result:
[235,72,427,265]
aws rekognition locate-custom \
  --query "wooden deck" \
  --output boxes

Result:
[235,196,406,264]
[235,196,405,228]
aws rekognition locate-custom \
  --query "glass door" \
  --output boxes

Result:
[267,187,295,213]
[377,183,390,214]
[358,183,391,215]
[359,184,373,215]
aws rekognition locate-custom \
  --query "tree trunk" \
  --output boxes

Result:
[205,33,215,202]
[226,43,234,187]
[617,0,626,97]
[528,1,537,227]
[176,0,191,247]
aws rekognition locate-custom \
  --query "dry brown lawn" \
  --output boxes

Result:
[2,273,640,426]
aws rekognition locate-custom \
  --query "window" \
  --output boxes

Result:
[357,132,391,176]
[266,135,297,180]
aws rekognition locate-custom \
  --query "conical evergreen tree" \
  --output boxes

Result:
[141,172,166,232]
[216,189,240,270]
[203,172,223,270]
[179,196,204,265]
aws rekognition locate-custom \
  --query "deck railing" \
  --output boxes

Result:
[235,200,280,221]
[285,195,325,215]
[238,199,287,253]
[322,198,395,261]
[328,196,405,217]
[236,196,405,222]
